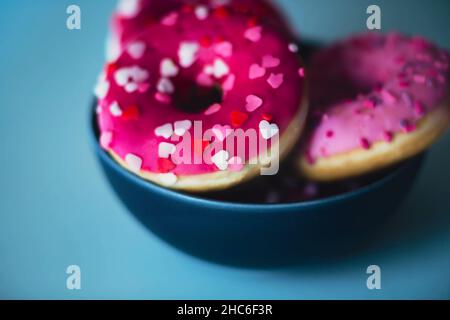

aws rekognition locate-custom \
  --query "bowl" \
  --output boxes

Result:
[89,111,425,267]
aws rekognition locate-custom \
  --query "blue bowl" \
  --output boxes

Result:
[89,112,425,267]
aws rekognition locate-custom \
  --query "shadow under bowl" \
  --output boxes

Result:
[89,113,425,268]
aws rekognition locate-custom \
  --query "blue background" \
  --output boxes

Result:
[0,0,449,299]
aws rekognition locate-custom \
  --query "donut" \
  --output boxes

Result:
[297,32,450,181]
[107,0,294,62]
[96,5,308,192]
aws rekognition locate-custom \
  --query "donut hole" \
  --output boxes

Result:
[173,79,223,114]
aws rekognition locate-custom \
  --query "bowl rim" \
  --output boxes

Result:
[89,107,419,213]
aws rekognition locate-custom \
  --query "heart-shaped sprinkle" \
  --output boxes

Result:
[262,55,280,68]
[288,43,299,53]
[160,58,179,77]
[298,68,305,77]
[117,0,139,18]
[381,89,397,104]
[161,12,178,26]
[94,76,109,99]
[222,74,236,91]
[157,78,174,94]
[214,41,233,57]
[127,41,146,59]
[262,113,273,121]
[231,111,249,127]
[158,172,178,186]
[196,73,214,86]
[125,153,142,173]
[267,73,284,89]
[205,59,230,78]
[228,156,244,172]
[259,120,279,140]
[125,82,138,93]
[109,101,123,117]
[244,26,262,42]
[211,150,230,171]
[212,124,232,141]
[100,131,113,149]
[205,103,221,115]
[155,92,171,104]
[246,95,263,112]
[158,142,176,159]
[157,158,176,173]
[195,5,209,20]
[249,64,266,79]
[122,104,139,120]
[155,123,173,139]
[178,42,199,68]
[174,120,192,136]
[138,83,150,93]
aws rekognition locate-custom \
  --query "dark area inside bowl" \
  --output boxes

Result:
[91,40,409,205]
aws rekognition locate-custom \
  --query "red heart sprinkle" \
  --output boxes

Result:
[262,113,273,121]
[231,111,249,127]
[122,105,140,120]
[158,158,176,173]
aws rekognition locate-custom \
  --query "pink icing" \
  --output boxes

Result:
[97,7,305,176]
[110,0,294,53]
[305,32,450,162]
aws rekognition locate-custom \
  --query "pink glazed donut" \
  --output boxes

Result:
[96,6,307,191]
[107,0,294,62]
[298,32,450,181]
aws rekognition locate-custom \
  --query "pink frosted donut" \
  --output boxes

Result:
[107,0,293,62]
[96,6,307,191]
[298,32,450,181]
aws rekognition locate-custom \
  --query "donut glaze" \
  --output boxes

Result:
[108,0,293,61]
[304,32,449,164]
[96,6,306,189]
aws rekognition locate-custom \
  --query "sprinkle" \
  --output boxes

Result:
[127,41,146,59]
[249,64,266,79]
[326,130,334,138]
[161,12,178,26]
[212,124,231,141]
[196,73,214,87]
[116,0,139,18]
[363,99,376,109]
[222,74,235,91]
[245,94,263,112]
[211,150,230,171]
[298,68,305,77]
[109,101,123,117]
[381,89,397,104]
[125,82,138,93]
[414,101,425,116]
[262,55,280,68]
[157,78,175,94]
[94,75,109,99]
[157,158,176,173]
[259,120,279,140]
[125,154,142,173]
[178,42,199,68]
[155,92,171,104]
[413,74,426,84]
[288,43,299,53]
[400,119,417,133]
[401,92,413,108]
[158,173,178,186]
[204,103,221,115]
[195,5,209,20]
[360,138,371,150]
[214,41,233,58]
[213,6,229,19]
[227,156,244,172]
[174,120,192,136]
[100,131,113,149]
[204,58,229,78]
[230,111,249,127]
[155,123,173,139]
[160,58,179,78]
[158,142,176,159]
[262,113,273,121]
[122,105,140,120]
[383,131,394,143]
[244,26,262,42]
[267,73,284,89]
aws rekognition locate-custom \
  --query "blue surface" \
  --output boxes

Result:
[0,0,449,299]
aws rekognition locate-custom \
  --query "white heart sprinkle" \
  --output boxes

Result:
[259,120,279,140]
[244,26,262,42]
[158,142,176,159]
[174,120,192,136]
[94,75,109,99]
[195,6,209,20]
[211,150,230,171]
[155,123,173,139]
[109,101,123,117]
[205,59,229,78]
[158,173,178,186]
[204,103,221,115]
[157,78,174,94]
[125,153,142,173]
[127,41,146,59]
[245,95,263,112]
[160,58,179,77]
[178,42,199,68]
[125,82,138,93]
[212,124,232,142]
[214,41,233,57]
[116,0,140,18]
